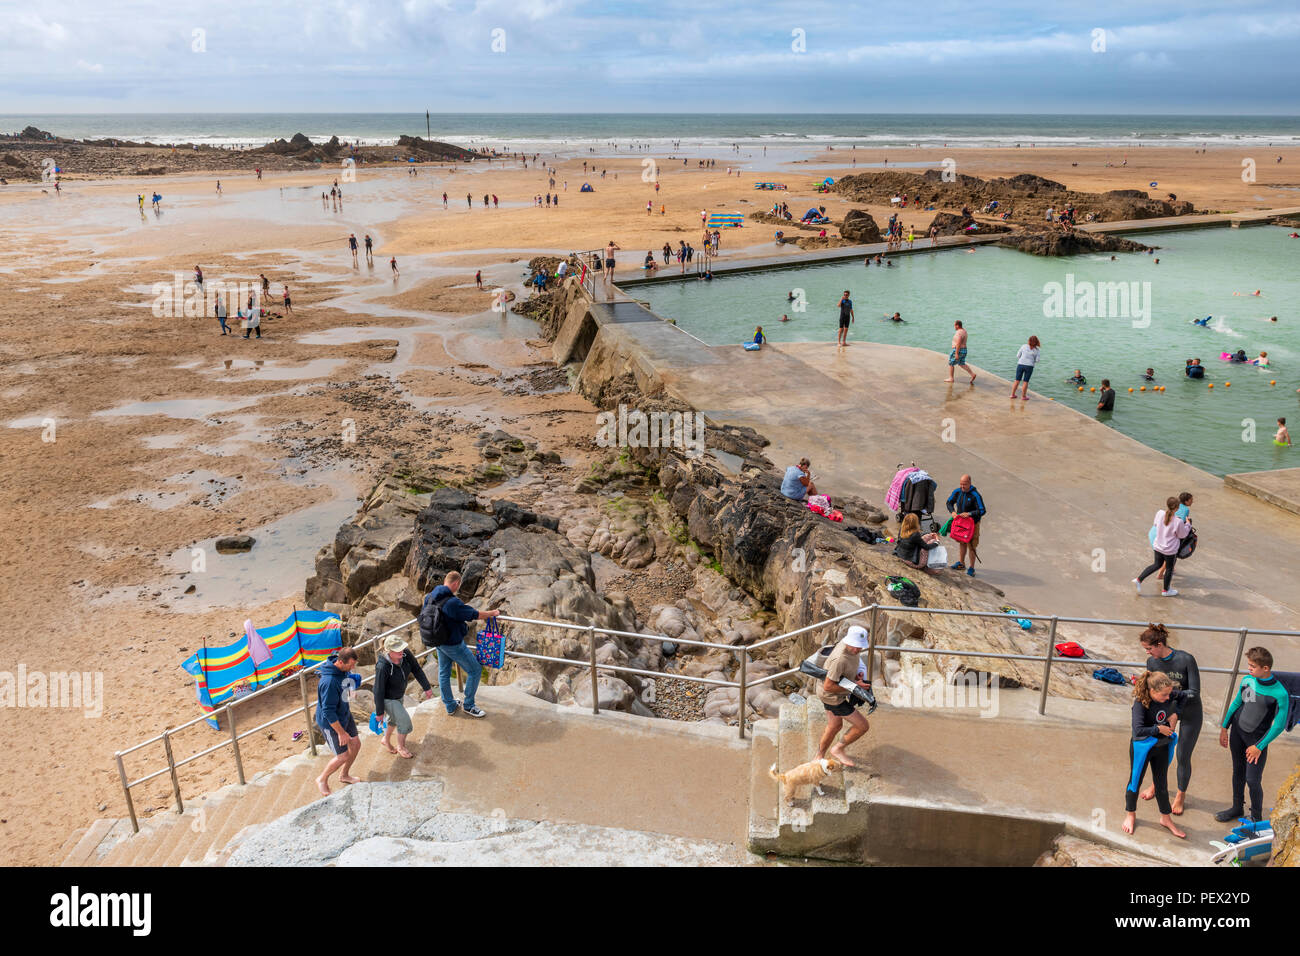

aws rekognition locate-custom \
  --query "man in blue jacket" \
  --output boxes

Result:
[945,474,987,577]
[315,647,361,796]
[423,570,499,718]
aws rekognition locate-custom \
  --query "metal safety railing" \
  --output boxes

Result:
[113,603,1297,832]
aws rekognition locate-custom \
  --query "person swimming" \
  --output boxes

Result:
[787,291,796,301]
[1143,368,1155,382]
[1067,369,1087,385]
[1253,351,1270,367]
[1231,349,1248,363]
[889,312,904,323]
[1185,358,1205,378]
[780,313,790,323]
[1192,316,1211,327]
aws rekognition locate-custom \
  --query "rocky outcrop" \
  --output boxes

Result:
[928,212,1013,237]
[996,229,1149,257]
[838,209,883,243]
[1271,764,1300,867]
[833,169,1201,227]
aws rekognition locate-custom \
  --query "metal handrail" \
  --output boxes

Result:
[112,599,1298,832]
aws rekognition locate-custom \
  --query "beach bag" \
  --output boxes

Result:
[949,514,976,543]
[474,617,507,669]
[1054,641,1086,658]
[928,545,948,567]
[1177,526,1198,560]
[1092,667,1127,686]
[808,494,831,511]
[885,575,921,607]
[368,712,387,736]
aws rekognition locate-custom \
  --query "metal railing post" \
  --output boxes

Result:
[738,649,749,740]
[1037,616,1059,716]
[865,604,879,683]
[1222,628,1249,720]
[298,671,317,756]
[588,625,600,714]
[115,752,139,834]
[226,704,246,785]
[161,730,183,814]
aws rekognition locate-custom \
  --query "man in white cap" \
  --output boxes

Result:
[372,634,434,759]
[815,625,873,767]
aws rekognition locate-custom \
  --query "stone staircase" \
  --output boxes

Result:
[748,697,871,861]
[61,743,394,867]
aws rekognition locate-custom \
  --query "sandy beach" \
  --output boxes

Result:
[2,143,1298,865]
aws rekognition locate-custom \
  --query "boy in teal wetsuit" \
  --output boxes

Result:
[1215,647,1290,823]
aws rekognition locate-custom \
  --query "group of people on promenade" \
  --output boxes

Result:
[314,571,498,795]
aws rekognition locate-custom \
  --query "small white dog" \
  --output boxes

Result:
[769,757,841,805]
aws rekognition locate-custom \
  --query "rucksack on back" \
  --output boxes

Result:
[418,593,454,650]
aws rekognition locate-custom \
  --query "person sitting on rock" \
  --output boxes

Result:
[780,458,817,501]
[893,513,941,572]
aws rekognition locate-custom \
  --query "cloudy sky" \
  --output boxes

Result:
[2,0,1298,113]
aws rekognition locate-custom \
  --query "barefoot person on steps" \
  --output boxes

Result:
[315,647,362,796]
[815,626,873,767]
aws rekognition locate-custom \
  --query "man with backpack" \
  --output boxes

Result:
[946,474,986,577]
[420,570,499,719]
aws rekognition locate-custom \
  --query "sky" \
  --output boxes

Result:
[2,0,1299,114]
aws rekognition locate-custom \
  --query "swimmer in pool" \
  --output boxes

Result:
[889,312,904,323]
[1231,349,1248,363]
[1067,369,1087,386]
[1192,316,1211,327]
[780,313,790,323]
[1277,418,1291,446]
[1143,368,1155,382]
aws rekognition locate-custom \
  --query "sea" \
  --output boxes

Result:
[2,113,1298,156]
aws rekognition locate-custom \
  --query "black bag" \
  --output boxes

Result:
[1177,526,1197,560]
[885,575,921,607]
[418,592,454,650]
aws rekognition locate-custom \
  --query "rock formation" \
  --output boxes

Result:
[838,209,883,243]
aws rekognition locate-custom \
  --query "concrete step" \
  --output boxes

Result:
[97,812,177,867]
[59,818,117,867]
[804,700,849,820]
[747,720,780,845]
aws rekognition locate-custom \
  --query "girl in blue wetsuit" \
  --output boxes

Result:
[1124,671,1186,839]
[1139,623,1201,816]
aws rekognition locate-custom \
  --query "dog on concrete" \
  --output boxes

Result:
[769,757,841,805]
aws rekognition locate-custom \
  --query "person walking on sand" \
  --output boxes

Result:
[282,285,292,315]
[259,273,270,297]
[348,233,358,265]
[1122,671,1186,839]
[363,234,373,262]
[215,294,229,335]
[475,270,483,290]
[945,474,986,576]
[390,256,399,276]
[836,290,854,348]
[421,571,500,719]
[815,626,874,767]
[372,635,434,759]
[442,191,448,209]
[314,647,362,795]
[216,180,222,196]
[1139,623,1201,816]
[945,320,975,383]
[1010,335,1040,400]
[1133,496,1191,597]
[242,302,261,339]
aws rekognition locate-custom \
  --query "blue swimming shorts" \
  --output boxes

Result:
[949,348,968,366]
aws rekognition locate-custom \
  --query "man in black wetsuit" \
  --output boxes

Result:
[1141,625,1201,816]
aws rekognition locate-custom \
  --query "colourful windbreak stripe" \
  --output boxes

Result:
[181,610,342,728]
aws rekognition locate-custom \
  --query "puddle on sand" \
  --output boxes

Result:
[6,412,62,429]
[212,358,347,381]
[93,396,262,420]
[162,481,361,610]
[88,470,241,511]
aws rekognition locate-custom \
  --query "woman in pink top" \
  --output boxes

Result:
[1133,497,1191,597]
